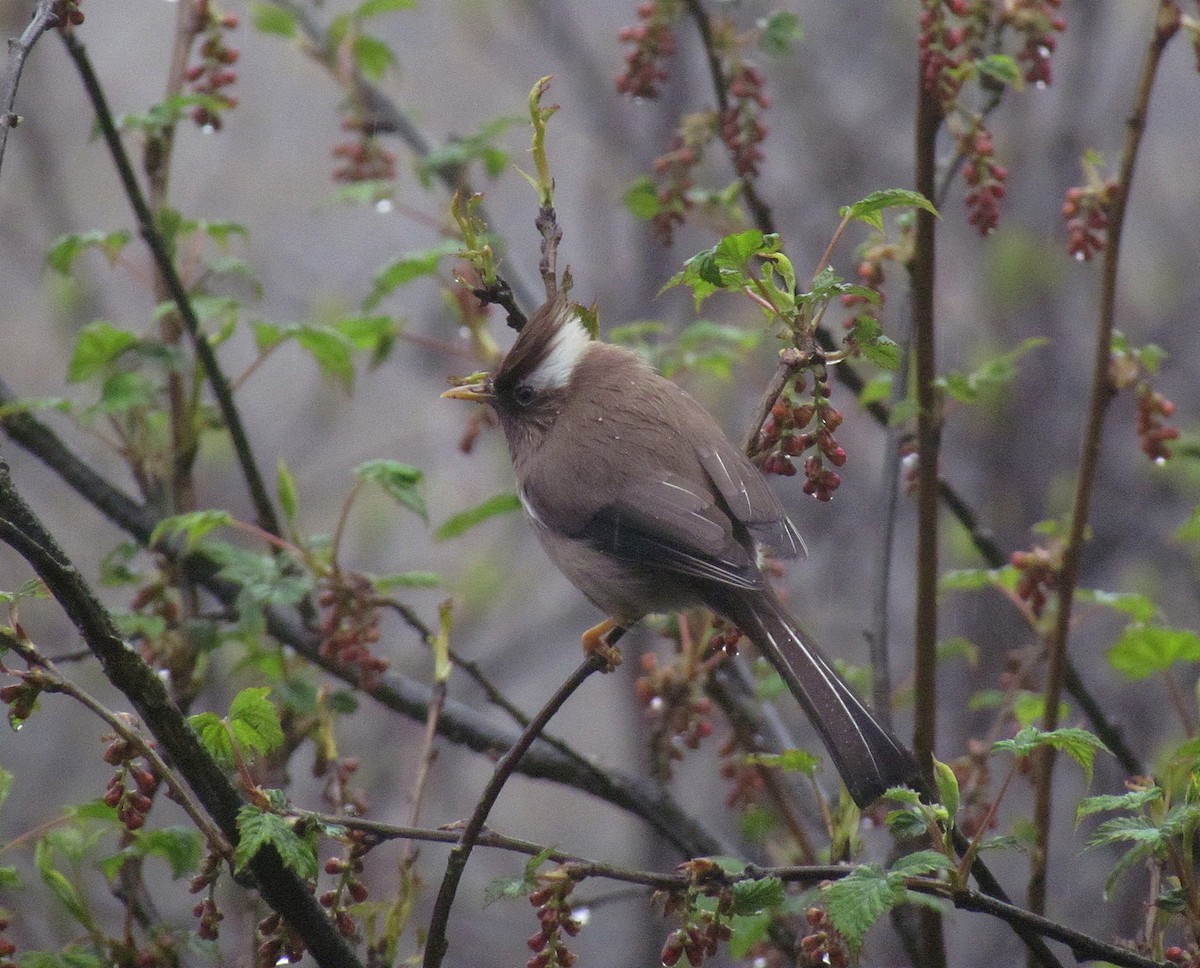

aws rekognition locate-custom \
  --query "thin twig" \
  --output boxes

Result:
[423,650,610,968]
[0,0,59,184]
[0,629,232,858]
[298,810,1160,968]
[59,31,284,542]
[1028,0,1178,927]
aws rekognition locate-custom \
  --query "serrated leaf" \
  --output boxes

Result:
[250,2,298,37]
[435,493,522,541]
[840,189,938,231]
[188,711,235,769]
[994,726,1108,782]
[0,767,12,812]
[483,846,556,906]
[35,838,94,929]
[1109,624,1200,680]
[235,806,317,878]
[67,321,140,382]
[150,509,233,551]
[822,866,906,949]
[889,849,949,877]
[1077,786,1162,822]
[0,395,71,420]
[229,687,284,758]
[97,372,155,413]
[1175,506,1200,543]
[758,11,803,55]
[355,459,427,521]
[731,876,784,915]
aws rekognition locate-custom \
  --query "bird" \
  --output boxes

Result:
[441,294,921,806]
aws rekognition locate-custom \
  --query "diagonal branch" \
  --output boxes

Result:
[422,651,609,968]
[59,30,284,541]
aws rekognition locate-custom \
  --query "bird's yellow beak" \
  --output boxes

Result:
[440,382,492,402]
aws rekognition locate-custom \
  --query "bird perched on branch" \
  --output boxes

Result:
[443,295,920,806]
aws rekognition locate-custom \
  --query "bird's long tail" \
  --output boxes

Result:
[728,589,922,807]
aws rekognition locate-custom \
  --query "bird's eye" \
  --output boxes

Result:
[513,383,537,407]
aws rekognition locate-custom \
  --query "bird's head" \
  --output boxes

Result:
[441,295,595,452]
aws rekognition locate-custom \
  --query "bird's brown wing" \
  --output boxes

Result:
[695,439,804,560]
[578,473,765,591]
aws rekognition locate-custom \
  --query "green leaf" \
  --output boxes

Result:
[730,876,784,915]
[1077,786,1162,822]
[0,395,71,420]
[938,567,1000,592]
[35,837,94,929]
[370,571,441,590]
[1078,589,1158,623]
[46,230,132,275]
[858,373,893,405]
[933,759,959,820]
[743,748,821,775]
[1109,624,1200,680]
[993,726,1108,783]
[483,846,556,906]
[229,687,285,758]
[758,11,804,55]
[1175,506,1200,543]
[976,53,1024,89]
[124,827,204,879]
[334,314,396,365]
[67,321,139,382]
[936,337,1048,404]
[277,458,299,524]
[622,176,661,220]
[352,34,394,80]
[840,189,939,232]
[355,459,427,521]
[97,372,155,413]
[355,0,415,16]
[235,806,318,879]
[250,2,298,37]
[189,711,235,769]
[822,866,906,950]
[150,509,234,551]
[849,316,901,370]
[889,849,949,877]
[435,493,522,541]
[0,767,12,813]
[363,241,462,310]
[296,326,354,391]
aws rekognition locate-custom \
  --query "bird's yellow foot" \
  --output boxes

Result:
[581,618,623,672]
